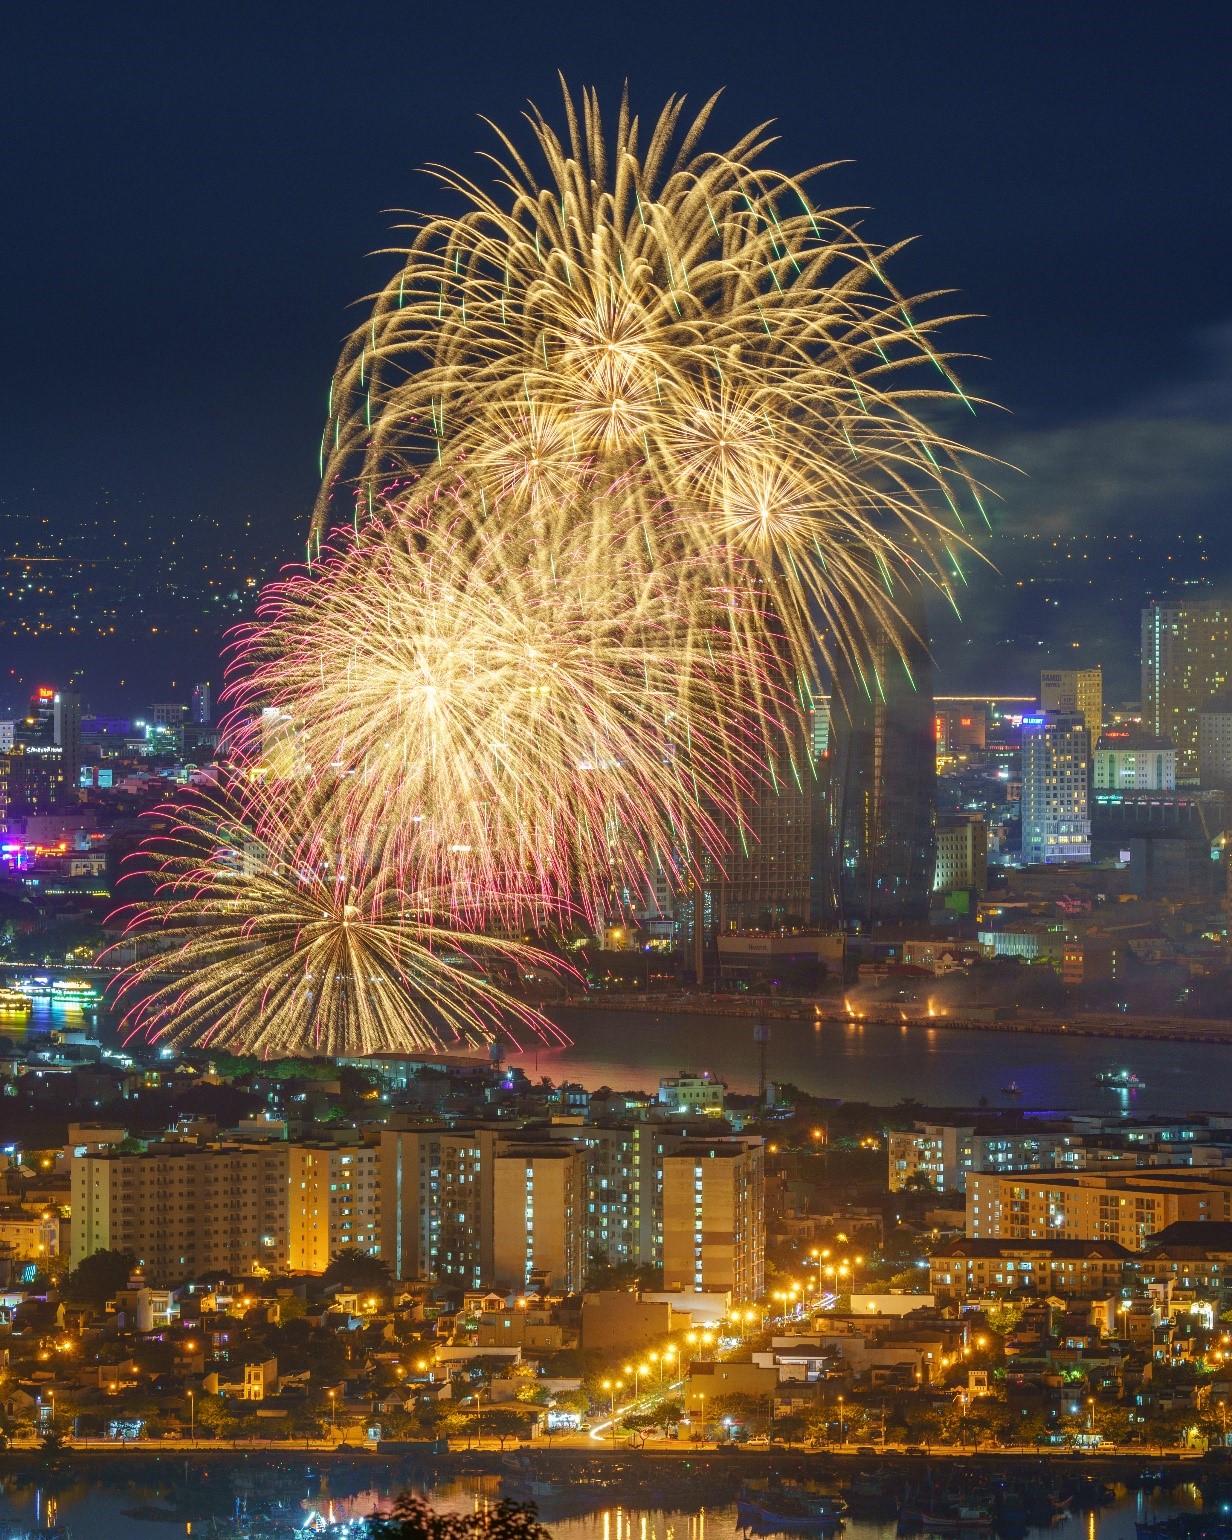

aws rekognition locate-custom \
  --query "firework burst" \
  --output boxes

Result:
[312,82,989,694]
[105,783,570,1057]
[229,498,796,920]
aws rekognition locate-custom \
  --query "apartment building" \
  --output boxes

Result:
[492,1145,585,1294]
[70,1143,293,1282]
[286,1143,379,1273]
[379,1126,499,1287]
[380,1119,764,1290]
[887,1123,1064,1195]
[662,1139,765,1302]
[929,1238,1132,1301]
[966,1169,1232,1248]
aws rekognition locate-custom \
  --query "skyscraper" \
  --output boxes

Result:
[1020,711,1091,865]
[1142,601,1232,780]
[53,690,81,791]
[827,609,936,930]
[1041,667,1102,757]
[191,683,212,725]
[717,718,819,932]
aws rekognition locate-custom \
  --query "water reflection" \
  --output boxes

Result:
[513,1009,1232,1116]
[0,1474,1211,1540]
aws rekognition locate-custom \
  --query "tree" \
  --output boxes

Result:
[61,1249,135,1309]
[378,1495,551,1540]
[322,1247,391,1295]
[619,1411,660,1448]
[483,1406,534,1450]
[774,1413,809,1448]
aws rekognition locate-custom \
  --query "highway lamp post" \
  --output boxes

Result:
[603,1379,614,1415]
[188,1390,194,1444]
[837,1395,845,1446]
[1088,1398,1096,1438]
[663,1346,678,1385]
[649,1350,661,1387]
[328,1389,336,1438]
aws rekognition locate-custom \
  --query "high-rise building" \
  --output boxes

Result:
[53,690,82,792]
[717,719,818,932]
[1199,698,1232,790]
[191,683,212,726]
[1094,729,1176,791]
[150,702,186,730]
[71,1143,293,1282]
[934,701,987,755]
[1142,601,1232,780]
[662,1139,765,1301]
[384,1121,766,1290]
[810,698,831,757]
[1041,668,1103,756]
[287,1143,380,1272]
[379,1126,499,1287]
[827,611,936,929]
[493,1146,585,1293]
[0,745,65,825]
[1020,711,1090,866]
[934,815,988,894]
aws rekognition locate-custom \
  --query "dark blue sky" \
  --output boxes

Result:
[3,2,1231,707]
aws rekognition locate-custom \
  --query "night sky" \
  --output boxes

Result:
[3,2,1231,711]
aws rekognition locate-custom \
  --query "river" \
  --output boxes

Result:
[0,1472,1216,1540]
[9,996,1229,1117]
[505,1009,1232,1117]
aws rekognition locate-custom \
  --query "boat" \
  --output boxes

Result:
[738,1485,847,1534]
[10,975,100,1006]
[1094,1069,1145,1090]
[0,987,32,1013]
[1001,1082,1022,1096]
[917,1509,994,1536]
[1135,1521,1232,1540]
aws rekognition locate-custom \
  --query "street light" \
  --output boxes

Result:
[837,1395,845,1446]
[328,1389,337,1434]
[602,1378,615,1415]
[187,1389,194,1443]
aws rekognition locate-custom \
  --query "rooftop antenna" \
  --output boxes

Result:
[753,1023,770,1105]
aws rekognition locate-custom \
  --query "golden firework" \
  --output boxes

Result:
[312,82,988,693]
[105,783,569,1057]
[231,500,794,921]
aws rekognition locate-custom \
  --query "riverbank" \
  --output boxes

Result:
[0,1442,1211,1473]
[560,993,1232,1044]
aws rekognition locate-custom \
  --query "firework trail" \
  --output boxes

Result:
[104,782,571,1057]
